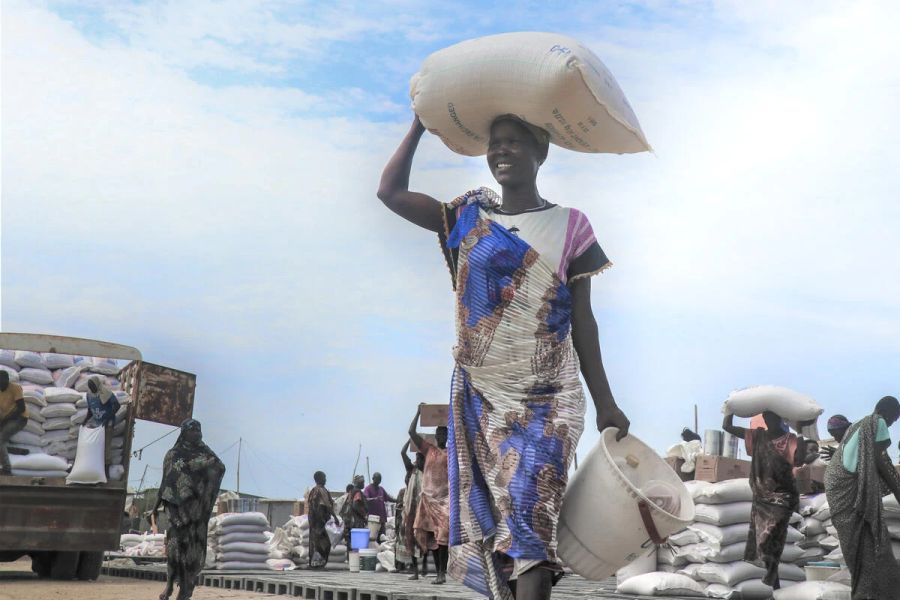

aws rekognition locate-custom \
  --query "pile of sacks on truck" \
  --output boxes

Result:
[1,350,129,481]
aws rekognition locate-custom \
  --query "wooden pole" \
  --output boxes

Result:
[694,404,699,435]
[237,437,242,495]
[352,444,362,480]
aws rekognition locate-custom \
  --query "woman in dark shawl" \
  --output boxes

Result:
[342,475,369,548]
[724,410,814,589]
[826,396,900,599]
[308,471,340,569]
[152,419,225,600]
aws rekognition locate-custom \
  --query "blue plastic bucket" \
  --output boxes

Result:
[350,528,370,550]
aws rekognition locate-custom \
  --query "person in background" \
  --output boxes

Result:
[86,376,121,478]
[681,428,702,443]
[723,410,815,590]
[0,371,26,476]
[152,419,225,600]
[394,486,408,572]
[307,471,340,569]
[342,475,368,550]
[364,471,396,540]
[825,396,900,597]
[400,440,428,579]
[819,414,852,462]
[336,483,354,524]
[409,405,450,585]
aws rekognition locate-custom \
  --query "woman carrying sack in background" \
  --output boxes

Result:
[723,410,816,589]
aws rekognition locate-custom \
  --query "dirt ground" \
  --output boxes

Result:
[0,558,271,600]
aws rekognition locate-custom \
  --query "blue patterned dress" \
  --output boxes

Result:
[439,189,610,599]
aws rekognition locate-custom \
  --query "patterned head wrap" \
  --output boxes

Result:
[827,414,851,432]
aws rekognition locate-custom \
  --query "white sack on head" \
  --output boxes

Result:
[410,32,650,157]
[722,385,823,421]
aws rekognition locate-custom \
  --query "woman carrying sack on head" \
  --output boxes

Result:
[723,411,816,590]
[378,113,630,599]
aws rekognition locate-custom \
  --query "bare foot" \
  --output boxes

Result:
[432,573,446,584]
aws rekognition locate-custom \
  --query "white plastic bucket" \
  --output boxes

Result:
[348,551,360,573]
[367,515,381,540]
[557,428,695,580]
[359,548,378,572]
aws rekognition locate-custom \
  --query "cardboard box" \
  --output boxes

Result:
[664,456,694,482]
[694,455,751,483]
[420,404,449,427]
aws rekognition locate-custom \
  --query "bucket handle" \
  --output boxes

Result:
[637,500,668,545]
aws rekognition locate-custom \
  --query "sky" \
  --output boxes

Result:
[2,0,899,500]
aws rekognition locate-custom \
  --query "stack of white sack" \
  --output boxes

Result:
[264,527,296,571]
[280,515,347,566]
[121,533,166,557]
[797,494,834,566]
[7,452,70,478]
[772,581,852,600]
[282,515,310,563]
[120,533,145,552]
[653,479,807,599]
[793,493,900,592]
[3,351,130,480]
[376,515,397,572]
[208,512,270,570]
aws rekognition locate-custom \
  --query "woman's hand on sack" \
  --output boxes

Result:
[597,404,630,440]
[411,113,425,135]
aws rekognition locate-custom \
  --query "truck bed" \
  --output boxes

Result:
[0,477,127,552]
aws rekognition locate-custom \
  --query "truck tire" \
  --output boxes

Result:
[76,551,104,581]
[50,551,80,580]
[30,552,52,578]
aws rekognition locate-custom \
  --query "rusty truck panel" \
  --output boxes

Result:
[121,361,196,427]
[0,483,126,551]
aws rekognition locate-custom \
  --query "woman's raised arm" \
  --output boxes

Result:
[377,115,444,233]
